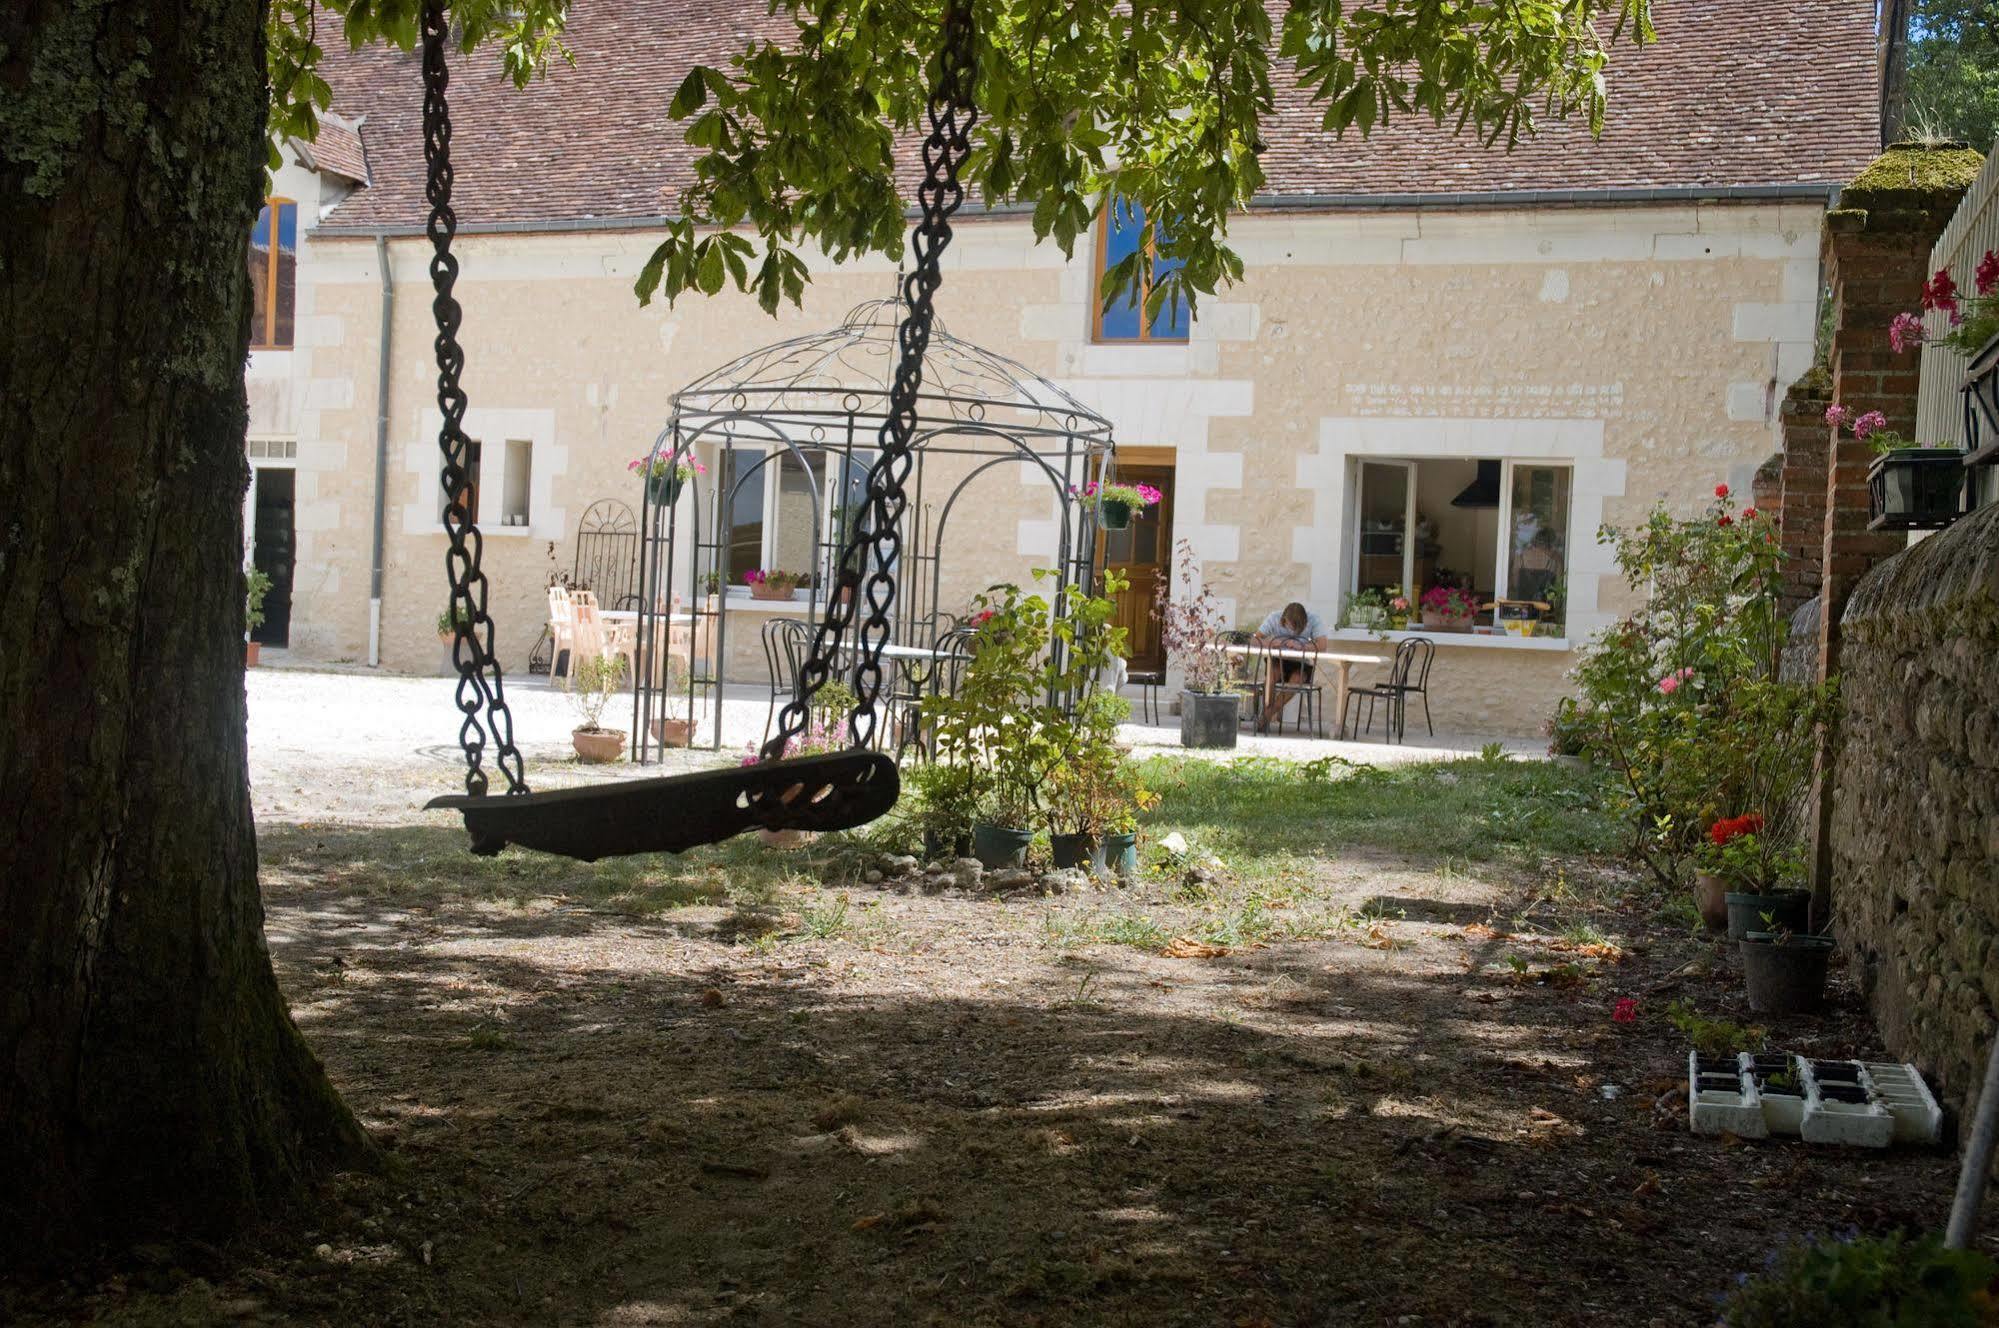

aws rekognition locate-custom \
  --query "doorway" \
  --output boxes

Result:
[251,466,295,647]
[1097,449,1174,672]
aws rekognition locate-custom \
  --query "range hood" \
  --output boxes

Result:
[1450,459,1502,509]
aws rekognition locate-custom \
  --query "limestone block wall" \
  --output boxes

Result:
[1830,504,1999,1117]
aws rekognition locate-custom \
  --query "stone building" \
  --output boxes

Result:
[244,0,1879,736]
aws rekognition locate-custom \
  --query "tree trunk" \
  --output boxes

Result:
[0,0,368,1264]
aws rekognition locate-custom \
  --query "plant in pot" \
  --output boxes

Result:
[1385,587,1412,631]
[1823,402,1965,532]
[244,566,271,667]
[1072,478,1162,531]
[1699,812,1809,941]
[568,654,628,763]
[649,652,694,748]
[699,570,722,610]
[907,759,981,861]
[927,581,1055,868]
[1419,583,1477,631]
[1341,585,1390,631]
[744,568,806,601]
[1153,539,1237,749]
[435,602,473,646]
[630,449,705,508]
[1739,921,1835,1015]
[1038,569,1134,873]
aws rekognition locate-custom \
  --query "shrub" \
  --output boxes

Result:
[567,654,627,732]
[1567,487,1835,888]
[1721,1231,1999,1327]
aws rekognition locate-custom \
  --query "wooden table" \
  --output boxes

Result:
[1222,643,1382,738]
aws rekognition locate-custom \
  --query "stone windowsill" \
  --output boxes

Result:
[1329,627,1571,653]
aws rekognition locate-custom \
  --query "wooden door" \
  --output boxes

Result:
[1098,457,1174,671]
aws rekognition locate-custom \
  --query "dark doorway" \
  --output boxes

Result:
[251,467,295,647]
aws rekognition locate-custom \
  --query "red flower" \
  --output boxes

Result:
[1714,483,1730,499]
[1612,997,1639,1024]
[1741,507,1758,522]
[1921,269,1962,323]
[1978,250,1999,297]
[1717,514,1733,527]
[1708,813,1765,847]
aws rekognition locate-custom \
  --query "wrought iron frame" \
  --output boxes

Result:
[631,296,1119,760]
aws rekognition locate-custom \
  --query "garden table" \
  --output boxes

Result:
[1221,643,1382,739]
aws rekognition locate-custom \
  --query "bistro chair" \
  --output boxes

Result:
[906,624,977,760]
[1265,642,1325,736]
[1342,636,1436,743]
[1125,666,1164,725]
[759,617,812,747]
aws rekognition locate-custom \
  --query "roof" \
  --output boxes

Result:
[312,0,1881,234]
[295,112,371,186]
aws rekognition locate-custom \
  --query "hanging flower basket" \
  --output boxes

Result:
[1867,448,1964,531]
[630,452,704,510]
[1073,479,1162,531]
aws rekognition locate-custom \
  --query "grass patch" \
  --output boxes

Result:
[1134,755,1619,883]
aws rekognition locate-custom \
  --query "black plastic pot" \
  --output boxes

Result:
[1725,889,1810,942]
[1181,690,1240,749]
[972,821,1032,869]
[1099,498,1133,530]
[1049,832,1103,873]
[1740,932,1833,1014]
[1102,831,1138,880]
[1867,448,1964,531]
[923,828,972,861]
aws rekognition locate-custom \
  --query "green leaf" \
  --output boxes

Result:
[669,66,708,119]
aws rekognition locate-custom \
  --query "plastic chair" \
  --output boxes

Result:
[547,586,576,683]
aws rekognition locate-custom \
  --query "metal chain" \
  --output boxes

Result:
[422,1,529,797]
[763,0,978,758]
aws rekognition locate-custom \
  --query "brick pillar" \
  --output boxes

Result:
[1805,153,1971,915]
[1776,372,1830,618]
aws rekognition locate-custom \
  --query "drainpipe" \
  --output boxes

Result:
[367,233,394,666]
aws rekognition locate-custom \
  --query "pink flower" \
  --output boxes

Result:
[1853,410,1888,441]
[1978,250,1999,297]
[1612,997,1638,1025]
[1824,403,1850,429]
[1889,312,1926,354]
[1713,483,1729,499]
[1656,665,1695,695]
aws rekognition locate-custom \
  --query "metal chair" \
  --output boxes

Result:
[1265,643,1325,736]
[759,617,811,746]
[1342,636,1435,743]
[1126,666,1164,724]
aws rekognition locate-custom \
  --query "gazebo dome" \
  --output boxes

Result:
[670,298,1113,445]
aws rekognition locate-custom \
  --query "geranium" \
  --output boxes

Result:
[1825,400,1914,455]
[744,568,805,591]
[629,451,706,483]
[1741,507,1758,522]
[1708,813,1765,847]
[1420,585,1478,620]
[1716,513,1732,528]
[1823,403,1850,429]
[1612,997,1638,1024]
[1390,595,1410,613]
[1921,268,1961,322]
[1073,480,1163,508]
[1979,250,1999,297]
[1852,410,1888,441]
[1889,312,1926,354]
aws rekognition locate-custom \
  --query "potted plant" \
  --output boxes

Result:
[1153,539,1238,749]
[1700,813,1809,940]
[1341,586,1389,630]
[1420,584,1477,631]
[436,603,472,646]
[649,653,694,748]
[1739,924,1834,1015]
[630,449,705,508]
[745,568,805,601]
[567,654,628,763]
[244,566,271,667]
[1073,478,1162,531]
[699,570,722,611]
[1822,403,1963,531]
[908,760,979,861]
[1385,587,1412,631]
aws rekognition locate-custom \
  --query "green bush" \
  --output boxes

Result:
[1722,1231,1998,1327]
[1567,488,1835,888]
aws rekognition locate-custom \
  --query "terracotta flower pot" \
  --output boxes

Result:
[1693,872,1729,932]
[1421,608,1472,631]
[244,640,261,668]
[749,582,796,601]
[650,716,693,748]
[571,727,626,763]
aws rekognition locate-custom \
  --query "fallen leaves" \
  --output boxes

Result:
[1161,936,1230,959]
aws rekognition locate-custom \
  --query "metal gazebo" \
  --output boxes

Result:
[630,295,1118,760]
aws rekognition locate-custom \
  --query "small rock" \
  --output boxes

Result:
[1599,1084,1624,1101]
[883,854,919,875]
[1158,831,1190,858]
[988,867,1034,892]
[862,869,884,885]
[924,860,945,875]
[952,857,984,889]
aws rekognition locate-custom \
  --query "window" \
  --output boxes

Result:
[1348,457,1572,638]
[501,439,533,527]
[249,199,298,349]
[715,447,886,594]
[1093,196,1188,343]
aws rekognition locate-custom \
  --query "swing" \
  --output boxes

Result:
[418,0,978,860]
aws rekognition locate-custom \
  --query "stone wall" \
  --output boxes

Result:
[1830,504,1999,1116]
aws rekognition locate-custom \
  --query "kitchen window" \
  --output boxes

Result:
[715,447,879,595]
[1348,457,1572,638]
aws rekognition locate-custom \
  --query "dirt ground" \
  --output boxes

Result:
[5,671,1974,1326]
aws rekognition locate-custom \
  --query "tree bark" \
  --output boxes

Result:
[0,0,369,1264]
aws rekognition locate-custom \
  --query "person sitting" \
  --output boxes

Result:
[1250,601,1329,732]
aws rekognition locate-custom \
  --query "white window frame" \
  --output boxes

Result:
[717,445,873,605]
[1341,454,1576,647]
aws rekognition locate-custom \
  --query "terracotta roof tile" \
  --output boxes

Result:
[296,112,371,185]
[315,0,1879,231]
